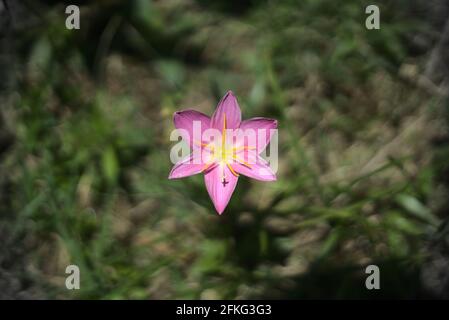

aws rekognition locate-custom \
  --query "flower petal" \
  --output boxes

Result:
[211,91,242,130]
[238,117,277,154]
[232,153,277,181]
[173,109,210,148]
[168,155,204,179]
[204,163,238,214]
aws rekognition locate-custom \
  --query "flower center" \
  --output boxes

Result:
[217,114,239,181]
[195,114,254,185]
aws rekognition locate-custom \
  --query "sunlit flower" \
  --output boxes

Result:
[169,91,277,214]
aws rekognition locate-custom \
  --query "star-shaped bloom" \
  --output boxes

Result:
[169,91,277,214]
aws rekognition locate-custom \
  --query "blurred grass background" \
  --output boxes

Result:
[1,0,449,299]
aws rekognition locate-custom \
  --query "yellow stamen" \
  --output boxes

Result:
[221,164,226,183]
[222,114,227,160]
[227,163,239,177]
[201,161,214,172]
[194,140,214,151]
[233,155,253,168]
[197,113,255,180]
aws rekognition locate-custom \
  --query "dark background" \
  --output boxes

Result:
[1,0,449,299]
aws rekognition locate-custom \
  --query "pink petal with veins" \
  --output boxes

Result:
[168,154,204,179]
[211,91,241,130]
[204,163,239,214]
[232,152,276,181]
[238,117,277,154]
[174,109,210,148]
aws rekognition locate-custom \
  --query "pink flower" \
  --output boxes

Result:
[169,91,277,214]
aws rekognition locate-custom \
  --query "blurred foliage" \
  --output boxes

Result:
[0,0,446,299]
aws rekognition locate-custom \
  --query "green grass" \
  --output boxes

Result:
[0,0,443,299]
